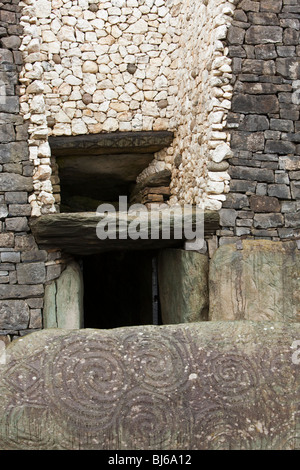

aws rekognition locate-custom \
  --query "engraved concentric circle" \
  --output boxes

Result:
[117,390,191,450]
[192,406,253,450]
[121,330,190,394]
[201,351,258,406]
[44,333,128,433]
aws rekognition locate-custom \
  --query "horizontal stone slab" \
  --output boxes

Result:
[49,131,174,157]
[0,323,298,450]
[30,210,219,256]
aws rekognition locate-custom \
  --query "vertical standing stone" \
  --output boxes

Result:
[158,249,209,324]
[209,240,300,322]
[44,261,84,329]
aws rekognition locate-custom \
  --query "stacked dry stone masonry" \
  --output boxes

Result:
[219,0,300,244]
[18,0,236,215]
[0,0,65,341]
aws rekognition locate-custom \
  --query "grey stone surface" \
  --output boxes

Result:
[253,213,284,228]
[30,210,219,256]
[209,240,300,322]
[0,300,29,330]
[0,284,44,300]
[158,249,209,324]
[16,262,46,285]
[245,26,283,44]
[231,94,279,114]
[0,174,33,192]
[224,0,300,241]
[220,209,237,226]
[44,261,83,329]
[0,323,299,450]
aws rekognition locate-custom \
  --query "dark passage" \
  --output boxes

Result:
[82,250,162,329]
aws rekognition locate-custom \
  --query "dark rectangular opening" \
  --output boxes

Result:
[82,250,162,329]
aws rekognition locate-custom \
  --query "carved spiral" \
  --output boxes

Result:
[192,406,253,450]
[117,390,188,449]
[44,333,127,433]
[202,351,258,405]
[121,331,190,394]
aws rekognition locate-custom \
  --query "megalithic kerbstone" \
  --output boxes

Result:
[0,322,299,450]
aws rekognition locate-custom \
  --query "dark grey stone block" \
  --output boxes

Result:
[0,300,29,330]
[230,166,274,183]
[229,179,257,193]
[276,58,300,79]
[5,217,29,232]
[255,44,277,59]
[8,204,31,217]
[231,94,279,114]
[260,0,282,13]
[21,250,48,263]
[245,26,283,44]
[0,96,19,113]
[291,181,300,199]
[248,13,279,26]
[0,173,33,191]
[270,119,294,132]
[265,140,296,154]
[16,262,46,285]
[254,213,284,228]
[231,131,265,152]
[239,115,269,131]
[4,192,28,204]
[285,212,300,228]
[268,184,291,199]
[277,46,296,57]
[219,209,237,227]
[0,251,20,263]
[0,124,15,143]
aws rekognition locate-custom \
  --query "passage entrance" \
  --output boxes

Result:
[82,250,162,329]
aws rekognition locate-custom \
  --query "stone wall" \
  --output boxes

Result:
[14,0,300,221]
[219,0,300,243]
[0,0,64,340]
[18,0,236,214]
[151,0,236,211]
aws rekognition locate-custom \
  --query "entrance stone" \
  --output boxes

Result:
[0,322,298,450]
[158,249,209,324]
[209,240,300,322]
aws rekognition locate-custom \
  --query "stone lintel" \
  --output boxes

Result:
[30,210,219,256]
[49,131,174,157]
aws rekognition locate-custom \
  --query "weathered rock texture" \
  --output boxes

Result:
[209,240,300,322]
[29,209,219,255]
[0,323,299,450]
[158,249,209,324]
[44,261,83,329]
[220,0,300,244]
